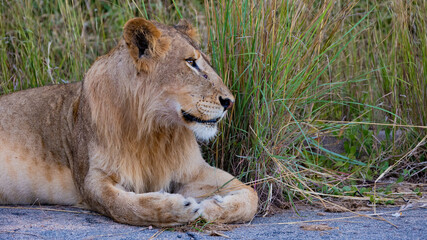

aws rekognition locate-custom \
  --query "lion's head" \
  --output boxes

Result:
[85,18,234,143]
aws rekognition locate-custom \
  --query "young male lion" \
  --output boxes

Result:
[0,18,258,226]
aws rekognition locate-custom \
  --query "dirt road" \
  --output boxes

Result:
[0,205,425,239]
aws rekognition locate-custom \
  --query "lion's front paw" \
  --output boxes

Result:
[199,195,226,222]
[167,194,202,223]
[198,189,257,223]
[132,192,201,226]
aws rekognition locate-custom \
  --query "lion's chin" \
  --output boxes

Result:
[187,122,218,141]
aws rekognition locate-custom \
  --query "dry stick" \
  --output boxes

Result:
[258,216,360,226]
[373,134,427,214]
[207,230,231,238]
[0,206,99,215]
[253,207,422,227]
[376,215,398,228]
[255,215,379,226]
[149,228,166,240]
[0,231,44,239]
[312,120,427,129]
[301,191,396,202]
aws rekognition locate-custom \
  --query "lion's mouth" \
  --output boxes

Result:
[181,110,220,124]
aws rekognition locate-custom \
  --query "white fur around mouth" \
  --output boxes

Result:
[179,109,225,141]
[188,121,218,141]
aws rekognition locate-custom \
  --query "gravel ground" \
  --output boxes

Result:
[0,205,425,239]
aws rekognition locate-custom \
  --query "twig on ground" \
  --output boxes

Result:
[149,228,166,239]
[0,206,99,215]
[0,231,44,239]
[253,205,424,227]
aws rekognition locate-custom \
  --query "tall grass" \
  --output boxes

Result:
[205,0,426,208]
[205,0,363,206]
[0,0,196,92]
[1,0,426,211]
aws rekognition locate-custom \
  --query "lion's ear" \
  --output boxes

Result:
[174,19,198,42]
[123,18,170,73]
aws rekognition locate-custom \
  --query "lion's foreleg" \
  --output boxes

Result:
[83,169,201,226]
[177,164,258,223]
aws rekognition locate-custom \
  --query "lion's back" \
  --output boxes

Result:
[0,83,82,205]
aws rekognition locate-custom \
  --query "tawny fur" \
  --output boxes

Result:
[175,19,199,42]
[0,18,258,226]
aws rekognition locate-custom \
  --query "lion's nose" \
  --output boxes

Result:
[219,96,234,111]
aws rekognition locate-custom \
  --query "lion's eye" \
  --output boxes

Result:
[186,58,195,64]
[185,58,198,69]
